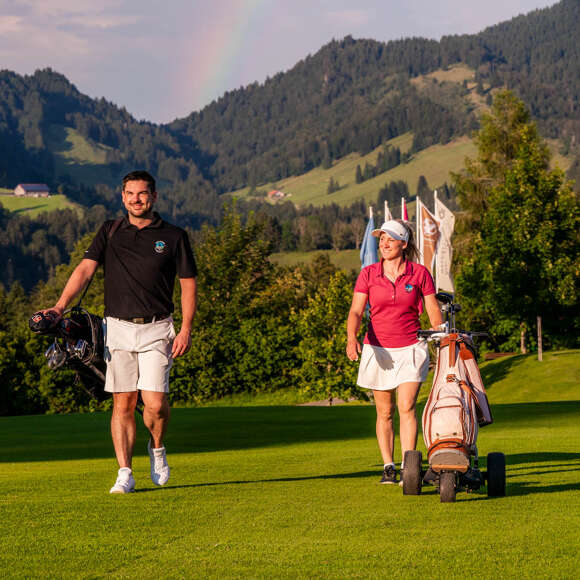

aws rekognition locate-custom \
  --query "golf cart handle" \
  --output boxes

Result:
[417,330,447,340]
[417,330,489,339]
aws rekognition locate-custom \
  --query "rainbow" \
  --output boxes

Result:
[177,0,272,115]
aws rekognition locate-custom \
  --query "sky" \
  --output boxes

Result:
[0,0,558,124]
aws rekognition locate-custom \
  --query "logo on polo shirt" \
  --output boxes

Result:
[405,284,414,292]
[154,240,167,254]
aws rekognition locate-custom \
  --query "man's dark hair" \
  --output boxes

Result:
[122,170,156,192]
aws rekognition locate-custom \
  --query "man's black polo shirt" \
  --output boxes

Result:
[84,213,197,318]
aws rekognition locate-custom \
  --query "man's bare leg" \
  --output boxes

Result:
[141,391,171,485]
[111,392,139,468]
[141,391,170,448]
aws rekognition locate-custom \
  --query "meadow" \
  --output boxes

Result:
[45,124,120,188]
[230,133,476,209]
[1,351,578,578]
[0,194,81,217]
[270,249,360,273]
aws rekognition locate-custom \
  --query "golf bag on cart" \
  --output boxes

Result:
[402,292,506,502]
[422,331,493,470]
[29,307,108,404]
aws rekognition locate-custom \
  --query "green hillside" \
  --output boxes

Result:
[270,249,361,272]
[231,134,476,208]
[0,194,81,217]
[45,124,120,187]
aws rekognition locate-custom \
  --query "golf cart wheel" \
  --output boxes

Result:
[439,472,456,503]
[486,452,506,497]
[402,450,422,496]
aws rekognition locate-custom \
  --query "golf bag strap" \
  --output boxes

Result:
[75,217,124,308]
[459,341,475,360]
[440,333,459,368]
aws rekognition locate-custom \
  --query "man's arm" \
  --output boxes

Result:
[43,259,99,318]
[171,277,197,358]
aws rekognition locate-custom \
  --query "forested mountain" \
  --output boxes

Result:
[0,0,578,291]
[0,70,218,225]
[170,0,579,191]
[1,0,577,206]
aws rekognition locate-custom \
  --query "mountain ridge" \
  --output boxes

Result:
[0,0,577,225]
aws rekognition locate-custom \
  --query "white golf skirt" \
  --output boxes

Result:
[356,341,429,391]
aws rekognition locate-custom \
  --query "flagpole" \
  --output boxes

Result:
[433,190,438,290]
[416,195,421,264]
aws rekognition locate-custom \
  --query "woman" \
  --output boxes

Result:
[346,219,443,485]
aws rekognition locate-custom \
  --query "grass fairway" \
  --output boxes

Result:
[1,353,579,578]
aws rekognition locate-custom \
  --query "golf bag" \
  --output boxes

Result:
[422,333,493,468]
[29,308,107,403]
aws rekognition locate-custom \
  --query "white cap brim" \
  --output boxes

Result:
[371,220,409,242]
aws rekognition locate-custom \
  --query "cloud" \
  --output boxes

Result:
[0,15,23,34]
[62,13,142,30]
[15,0,122,17]
[326,9,370,29]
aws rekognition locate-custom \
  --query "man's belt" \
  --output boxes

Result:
[117,314,170,324]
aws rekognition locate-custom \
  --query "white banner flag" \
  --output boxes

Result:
[384,200,393,221]
[420,204,440,276]
[434,196,455,293]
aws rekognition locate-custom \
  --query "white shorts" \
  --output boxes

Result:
[103,316,176,393]
[356,341,429,391]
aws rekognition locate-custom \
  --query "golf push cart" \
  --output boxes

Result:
[402,292,506,503]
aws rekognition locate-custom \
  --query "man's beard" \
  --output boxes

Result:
[128,205,154,219]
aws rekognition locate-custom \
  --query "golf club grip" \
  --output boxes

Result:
[417,330,441,338]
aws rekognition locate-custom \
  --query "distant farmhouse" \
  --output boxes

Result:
[267,189,289,201]
[14,183,51,198]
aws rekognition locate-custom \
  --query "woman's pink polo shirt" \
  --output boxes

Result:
[354,260,436,348]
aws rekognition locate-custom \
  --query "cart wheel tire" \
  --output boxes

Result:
[487,452,506,497]
[402,450,422,495]
[439,472,456,503]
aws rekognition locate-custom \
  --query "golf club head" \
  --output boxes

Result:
[45,342,67,369]
[435,292,454,305]
[72,339,88,360]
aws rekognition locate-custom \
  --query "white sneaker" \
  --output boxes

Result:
[110,468,135,494]
[148,440,170,486]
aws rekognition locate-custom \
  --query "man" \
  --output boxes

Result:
[43,170,197,494]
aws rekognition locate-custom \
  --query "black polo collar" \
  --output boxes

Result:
[120,212,164,230]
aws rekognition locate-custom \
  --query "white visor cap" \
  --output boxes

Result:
[371,220,409,242]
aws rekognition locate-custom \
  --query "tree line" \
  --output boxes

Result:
[0,173,459,293]
[0,94,577,416]
[355,146,406,184]
[0,209,362,416]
